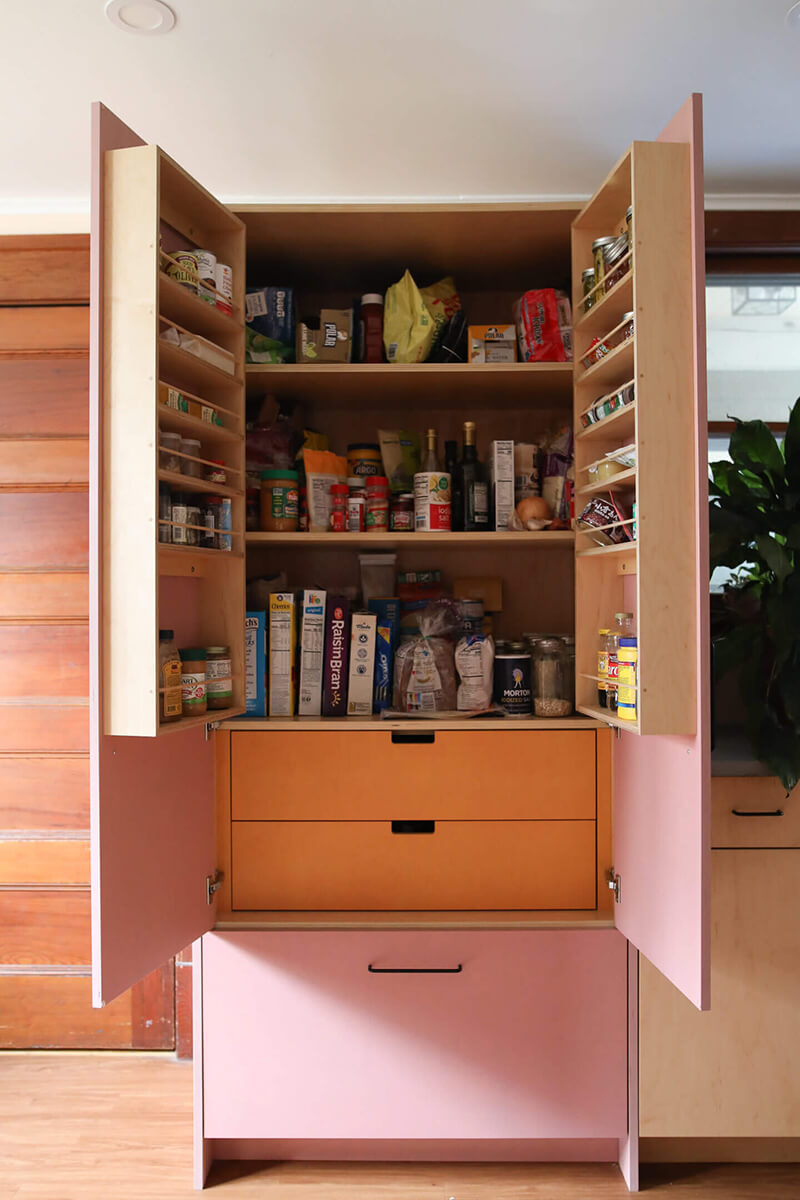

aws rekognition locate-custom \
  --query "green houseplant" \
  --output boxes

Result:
[709,398,800,793]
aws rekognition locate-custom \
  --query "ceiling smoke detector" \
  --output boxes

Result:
[105,0,176,34]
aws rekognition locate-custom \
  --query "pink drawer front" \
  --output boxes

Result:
[202,930,628,1141]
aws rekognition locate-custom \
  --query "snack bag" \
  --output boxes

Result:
[455,633,495,711]
[514,288,573,362]
[378,429,421,494]
[420,276,461,353]
[383,270,436,363]
[302,448,347,531]
[393,599,460,713]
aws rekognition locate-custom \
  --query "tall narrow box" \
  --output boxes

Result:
[269,593,296,716]
[298,589,327,716]
[489,439,515,531]
[322,596,350,717]
[245,611,266,716]
[347,612,377,716]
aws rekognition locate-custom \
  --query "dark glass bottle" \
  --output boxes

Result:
[444,438,462,531]
[461,421,489,531]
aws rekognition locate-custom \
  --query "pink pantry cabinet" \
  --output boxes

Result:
[88,96,709,1192]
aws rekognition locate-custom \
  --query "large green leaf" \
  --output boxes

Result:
[756,534,793,585]
[783,396,800,492]
[729,419,785,490]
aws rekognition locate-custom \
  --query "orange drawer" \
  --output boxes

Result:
[230,730,596,821]
[231,819,596,911]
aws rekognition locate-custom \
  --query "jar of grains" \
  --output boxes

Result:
[533,637,572,717]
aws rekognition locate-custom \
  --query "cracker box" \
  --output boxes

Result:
[268,593,296,716]
[347,612,377,716]
[489,439,515,531]
[298,309,353,363]
[245,611,266,716]
[468,323,517,364]
[322,596,350,717]
[298,589,327,716]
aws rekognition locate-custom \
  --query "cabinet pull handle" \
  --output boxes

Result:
[731,808,784,818]
[391,731,435,745]
[368,964,463,974]
[391,820,435,834]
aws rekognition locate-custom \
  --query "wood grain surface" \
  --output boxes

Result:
[0,624,88,697]
[0,358,89,435]
[0,704,88,752]
[0,235,89,304]
[0,306,89,352]
[0,1054,798,1198]
[0,756,89,830]
[0,439,88,487]
[0,889,90,963]
[0,838,89,885]
[0,572,88,620]
[0,491,88,568]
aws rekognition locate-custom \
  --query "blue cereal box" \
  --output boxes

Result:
[245,611,266,716]
[372,619,395,713]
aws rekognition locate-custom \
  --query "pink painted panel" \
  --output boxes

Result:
[202,930,628,1142]
[90,104,215,1007]
[613,95,711,1012]
[618,944,639,1192]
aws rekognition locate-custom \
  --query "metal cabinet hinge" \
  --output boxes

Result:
[206,869,224,905]
[607,868,621,904]
[204,721,220,741]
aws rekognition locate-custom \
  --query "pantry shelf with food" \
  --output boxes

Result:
[90,98,709,1192]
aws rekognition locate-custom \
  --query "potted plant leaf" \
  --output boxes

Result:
[709,398,800,793]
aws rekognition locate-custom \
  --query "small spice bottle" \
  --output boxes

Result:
[206,645,233,710]
[179,648,207,716]
[581,268,596,311]
[346,478,366,532]
[205,459,227,485]
[592,236,616,297]
[180,438,203,478]
[366,475,390,531]
[260,469,299,532]
[329,483,349,532]
[358,295,384,363]
[390,493,414,531]
[159,431,182,472]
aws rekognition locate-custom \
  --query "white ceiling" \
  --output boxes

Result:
[4,0,800,213]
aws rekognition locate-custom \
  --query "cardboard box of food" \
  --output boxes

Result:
[268,593,296,716]
[298,589,327,716]
[489,439,515,531]
[347,612,377,716]
[298,309,353,363]
[245,611,266,716]
[322,596,350,716]
[468,323,517,364]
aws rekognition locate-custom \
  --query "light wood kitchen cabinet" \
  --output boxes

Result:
[89,97,710,1191]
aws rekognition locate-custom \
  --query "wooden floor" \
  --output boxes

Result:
[1,1053,799,1199]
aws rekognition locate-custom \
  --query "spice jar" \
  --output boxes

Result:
[358,294,384,363]
[621,311,635,341]
[207,496,232,550]
[170,493,189,545]
[260,469,299,532]
[158,486,172,543]
[603,234,630,290]
[179,648,207,716]
[592,236,616,297]
[390,493,414,531]
[180,438,202,478]
[366,475,390,531]
[199,501,217,549]
[185,503,201,547]
[205,459,227,485]
[329,483,349,531]
[581,268,596,311]
[494,641,532,715]
[533,637,572,717]
[159,431,182,472]
[206,645,233,710]
[347,478,366,532]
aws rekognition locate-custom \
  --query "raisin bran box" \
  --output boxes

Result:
[322,596,350,717]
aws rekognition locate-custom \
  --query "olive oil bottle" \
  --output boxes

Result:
[460,421,489,531]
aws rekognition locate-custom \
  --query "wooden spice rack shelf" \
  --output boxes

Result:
[574,270,634,336]
[158,469,240,500]
[574,337,634,391]
[576,468,637,498]
[159,271,241,341]
[246,531,576,550]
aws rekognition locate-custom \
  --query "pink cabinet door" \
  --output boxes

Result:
[613,95,710,1011]
[202,930,628,1141]
[89,104,216,1006]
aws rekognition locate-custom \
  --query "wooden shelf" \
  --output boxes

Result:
[576,540,637,559]
[159,544,243,577]
[221,713,602,732]
[575,270,633,336]
[157,404,242,444]
[576,703,639,735]
[576,401,636,443]
[577,468,637,498]
[159,339,242,395]
[215,909,616,931]
[246,530,575,550]
[245,361,574,406]
[159,271,241,341]
[158,468,240,500]
[575,338,634,392]
[158,705,246,736]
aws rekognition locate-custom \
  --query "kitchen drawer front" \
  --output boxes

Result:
[232,819,596,911]
[712,778,799,848]
[230,730,596,822]
[202,929,628,1140]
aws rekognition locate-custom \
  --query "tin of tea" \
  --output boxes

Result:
[459,599,484,636]
[494,644,532,715]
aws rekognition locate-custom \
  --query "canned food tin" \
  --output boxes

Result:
[215,262,233,315]
[493,644,532,715]
[196,249,217,305]
[166,250,198,291]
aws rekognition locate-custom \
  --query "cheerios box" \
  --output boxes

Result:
[468,323,517,364]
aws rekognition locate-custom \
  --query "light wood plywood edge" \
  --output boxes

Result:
[213,909,617,931]
[103,144,160,736]
[214,730,232,914]
[632,139,697,736]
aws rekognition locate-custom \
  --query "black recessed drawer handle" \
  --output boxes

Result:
[391,820,435,835]
[391,731,435,745]
[732,808,784,818]
[368,964,463,974]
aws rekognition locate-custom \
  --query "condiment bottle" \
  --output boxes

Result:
[444,439,462,530]
[413,429,451,531]
[365,475,390,532]
[206,645,233,710]
[158,629,182,723]
[617,636,638,723]
[597,627,610,708]
[179,648,207,717]
[329,483,349,532]
[359,294,384,363]
[460,421,489,531]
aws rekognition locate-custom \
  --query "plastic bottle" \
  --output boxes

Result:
[158,630,182,724]
[597,627,610,708]
[607,612,635,714]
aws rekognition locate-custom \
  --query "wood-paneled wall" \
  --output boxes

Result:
[0,234,177,1049]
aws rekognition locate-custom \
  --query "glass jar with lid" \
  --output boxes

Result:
[206,645,233,710]
[533,637,572,717]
